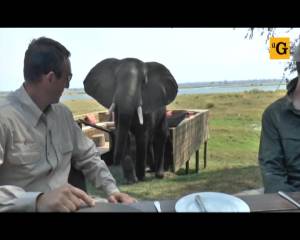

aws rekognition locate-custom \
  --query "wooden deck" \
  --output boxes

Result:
[74,109,209,173]
[167,109,209,173]
[75,111,113,155]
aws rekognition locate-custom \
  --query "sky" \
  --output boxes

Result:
[0,28,299,91]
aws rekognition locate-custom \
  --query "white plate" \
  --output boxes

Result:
[175,192,250,212]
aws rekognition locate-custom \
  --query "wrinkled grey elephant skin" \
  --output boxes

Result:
[84,58,178,184]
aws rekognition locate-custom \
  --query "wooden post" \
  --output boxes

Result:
[204,141,208,168]
[92,133,105,147]
[195,150,199,173]
[185,160,189,174]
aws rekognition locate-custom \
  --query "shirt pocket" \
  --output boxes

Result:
[8,142,41,165]
[281,136,300,168]
[58,141,73,162]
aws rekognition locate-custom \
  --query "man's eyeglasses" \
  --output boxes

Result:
[67,73,73,82]
[65,73,72,89]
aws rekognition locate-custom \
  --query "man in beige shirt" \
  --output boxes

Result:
[0,37,136,212]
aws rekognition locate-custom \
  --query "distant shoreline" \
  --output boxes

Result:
[0,79,286,94]
[178,79,285,88]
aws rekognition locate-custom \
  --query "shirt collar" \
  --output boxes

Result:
[285,94,300,116]
[9,84,53,127]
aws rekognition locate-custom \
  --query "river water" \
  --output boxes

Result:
[0,84,287,103]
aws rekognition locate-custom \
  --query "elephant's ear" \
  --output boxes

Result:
[142,62,178,113]
[83,58,120,109]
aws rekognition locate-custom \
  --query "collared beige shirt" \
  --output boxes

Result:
[0,85,119,212]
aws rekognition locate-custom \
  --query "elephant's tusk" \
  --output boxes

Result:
[108,102,115,114]
[137,106,143,125]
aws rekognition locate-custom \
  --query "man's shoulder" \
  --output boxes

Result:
[264,96,287,113]
[0,99,10,111]
[262,96,288,123]
[0,98,16,120]
[0,87,24,114]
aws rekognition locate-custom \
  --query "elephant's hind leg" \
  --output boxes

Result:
[135,133,148,181]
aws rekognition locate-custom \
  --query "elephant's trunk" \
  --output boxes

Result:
[137,106,143,125]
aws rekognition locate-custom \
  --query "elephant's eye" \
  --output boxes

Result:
[68,73,73,82]
[143,75,148,86]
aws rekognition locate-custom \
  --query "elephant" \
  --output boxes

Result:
[83,58,178,183]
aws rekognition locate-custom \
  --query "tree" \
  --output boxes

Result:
[245,28,300,80]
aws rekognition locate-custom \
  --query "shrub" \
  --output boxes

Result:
[206,102,215,108]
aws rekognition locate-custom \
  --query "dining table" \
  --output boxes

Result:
[77,191,300,212]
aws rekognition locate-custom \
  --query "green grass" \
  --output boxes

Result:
[63,99,106,115]
[63,90,286,199]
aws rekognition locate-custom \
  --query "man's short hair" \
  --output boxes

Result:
[296,62,300,75]
[293,41,300,75]
[23,37,70,83]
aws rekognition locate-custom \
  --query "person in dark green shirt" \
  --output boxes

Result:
[259,42,300,193]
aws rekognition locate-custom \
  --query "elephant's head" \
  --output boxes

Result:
[83,58,178,123]
[84,58,177,180]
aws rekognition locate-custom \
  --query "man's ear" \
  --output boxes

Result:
[44,71,56,84]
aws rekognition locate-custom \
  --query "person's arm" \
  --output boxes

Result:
[67,111,119,196]
[258,108,297,193]
[0,121,42,212]
[0,186,42,212]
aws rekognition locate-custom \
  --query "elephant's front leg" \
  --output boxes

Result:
[135,132,149,181]
[122,155,138,184]
[121,132,138,184]
[147,142,155,172]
